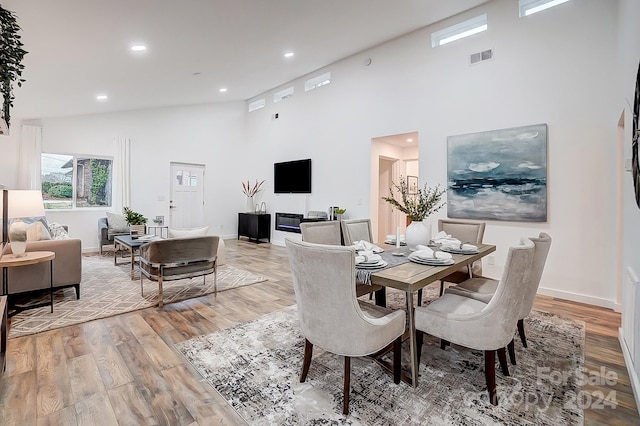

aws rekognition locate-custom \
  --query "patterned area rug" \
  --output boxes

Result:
[8,255,267,338]
[177,292,585,425]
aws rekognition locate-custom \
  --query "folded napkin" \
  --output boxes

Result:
[355,253,382,265]
[352,240,384,253]
[431,235,478,251]
[412,247,452,260]
[385,234,406,242]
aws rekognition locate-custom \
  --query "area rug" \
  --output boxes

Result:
[8,255,267,338]
[177,299,585,425]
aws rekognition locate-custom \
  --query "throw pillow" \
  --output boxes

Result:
[26,221,52,241]
[168,226,209,238]
[48,222,71,240]
[106,212,129,233]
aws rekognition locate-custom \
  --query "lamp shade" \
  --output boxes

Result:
[8,190,45,219]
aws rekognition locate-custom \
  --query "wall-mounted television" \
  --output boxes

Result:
[274,159,312,194]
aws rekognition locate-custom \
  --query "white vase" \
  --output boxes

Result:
[9,218,28,257]
[245,196,254,212]
[405,220,431,251]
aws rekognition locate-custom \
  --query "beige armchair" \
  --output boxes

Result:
[139,236,219,308]
[285,239,405,415]
[445,232,552,362]
[414,237,535,405]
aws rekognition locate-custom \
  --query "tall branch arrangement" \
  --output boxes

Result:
[242,179,265,197]
[382,176,446,221]
[0,5,28,128]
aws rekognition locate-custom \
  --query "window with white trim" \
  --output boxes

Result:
[431,14,488,47]
[273,87,294,103]
[305,72,331,92]
[519,0,570,17]
[41,153,113,209]
[248,98,265,112]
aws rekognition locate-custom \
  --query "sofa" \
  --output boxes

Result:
[98,216,129,254]
[6,237,83,298]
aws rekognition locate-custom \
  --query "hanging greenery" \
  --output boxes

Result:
[0,5,28,128]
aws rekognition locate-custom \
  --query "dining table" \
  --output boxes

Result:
[366,242,497,387]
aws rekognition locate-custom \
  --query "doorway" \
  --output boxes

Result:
[370,132,419,242]
[169,162,205,229]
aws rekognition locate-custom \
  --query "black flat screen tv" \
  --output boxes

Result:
[274,159,312,193]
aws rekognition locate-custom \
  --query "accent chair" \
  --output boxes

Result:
[285,238,405,414]
[414,237,535,405]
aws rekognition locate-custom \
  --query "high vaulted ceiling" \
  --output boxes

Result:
[2,0,490,121]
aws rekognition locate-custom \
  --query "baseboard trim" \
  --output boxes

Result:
[538,286,615,309]
[618,328,640,415]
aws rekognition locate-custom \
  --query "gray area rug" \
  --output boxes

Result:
[8,255,267,338]
[177,291,585,425]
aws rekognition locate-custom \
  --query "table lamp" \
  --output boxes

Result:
[7,190,45,257]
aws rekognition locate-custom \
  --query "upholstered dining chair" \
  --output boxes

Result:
[414,237,535,405]
[285,239,405,415]
[300,221,383,301]
[445,232,552,364]
[337,218,387,305]
[417,219,486,306]
[340,218,374,246]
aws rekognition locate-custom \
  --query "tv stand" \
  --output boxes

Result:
[238,213,271,243]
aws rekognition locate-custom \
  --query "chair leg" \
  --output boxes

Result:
[158,275,164,308]
[343,356,351,415]
[416,330,424,366]
[517,319,527,348]
[393,336,402,384]
[214,264,217,296]
[140,271,144,296]
[484,350,498,406]
[507,339,516,365]
[497,347,510,376]
[440,339,450,350]
[300,339,313,382]
[439,280,446,296]
[417,289,423,306]
[374,287,386,307]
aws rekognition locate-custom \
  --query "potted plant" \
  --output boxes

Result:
[123,207,147,235]
[382,176,446,249]
[241,179,265,212]
[0,5,28,133]
[334,208,346,221]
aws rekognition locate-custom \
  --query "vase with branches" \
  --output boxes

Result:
[382,176,446,249]
[242,179,265,212]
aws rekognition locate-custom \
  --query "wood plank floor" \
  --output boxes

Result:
[0,240,637,425]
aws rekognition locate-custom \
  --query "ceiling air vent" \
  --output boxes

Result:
[470,49,493,65]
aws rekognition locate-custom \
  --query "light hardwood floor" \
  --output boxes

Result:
[0,240,637,425]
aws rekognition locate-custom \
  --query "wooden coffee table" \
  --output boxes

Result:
[114,235,147,279]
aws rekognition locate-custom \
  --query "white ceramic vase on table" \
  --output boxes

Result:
[405,220,431,251]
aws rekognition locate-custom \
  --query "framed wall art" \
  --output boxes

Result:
[447,123,548,222]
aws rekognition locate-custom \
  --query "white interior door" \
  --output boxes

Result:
[170,162,205,229]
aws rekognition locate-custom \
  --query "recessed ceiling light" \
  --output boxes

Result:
[131,45,147,52]
[219,88,227,93]
[284,52,294,58]
[96,94,108,101]
[407,138,413,142]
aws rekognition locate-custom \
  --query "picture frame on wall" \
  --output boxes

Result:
[447,123,548,222]
[407,175,418,195]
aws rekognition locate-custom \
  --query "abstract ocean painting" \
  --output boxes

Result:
[447,123,547,222]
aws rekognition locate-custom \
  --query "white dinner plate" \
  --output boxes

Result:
[356,260,388,269]
[441,247,479,255]
[408,255,454,266]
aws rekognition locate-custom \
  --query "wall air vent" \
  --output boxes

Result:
[470,49,493,65]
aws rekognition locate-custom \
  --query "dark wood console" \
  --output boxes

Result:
[238,213,271,243]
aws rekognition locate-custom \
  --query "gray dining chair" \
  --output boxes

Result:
[445,232,552,364]
[300,220,384,301]
[417,219,486,306]
[340,218,373,246]
[285,238,405,414]
[414,237,535,405]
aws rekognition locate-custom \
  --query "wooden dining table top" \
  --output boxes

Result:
[370,243,496,293]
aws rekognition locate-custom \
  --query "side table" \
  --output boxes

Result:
[146,225,169,238]
[1,251,55,316]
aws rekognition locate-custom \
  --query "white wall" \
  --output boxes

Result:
[0,0,625,308]
[245,0,619,307]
